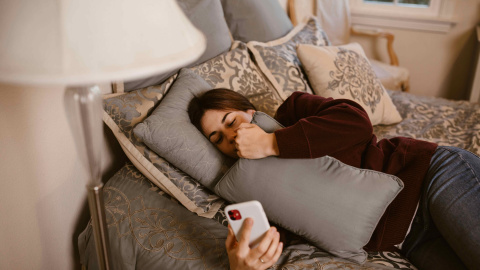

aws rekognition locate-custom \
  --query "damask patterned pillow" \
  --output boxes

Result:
[247,16,330,100]
[103,41,282,219]
[191,42,283,116]
[296,43,402,125]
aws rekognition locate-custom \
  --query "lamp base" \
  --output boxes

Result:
[64,85,111,269]
[87,183,112,270]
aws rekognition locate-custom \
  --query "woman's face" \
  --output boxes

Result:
[201,109,255,158]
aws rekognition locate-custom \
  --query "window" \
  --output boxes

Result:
[365,0,430,5]
[350,0,455,33]
[351,0,442,17]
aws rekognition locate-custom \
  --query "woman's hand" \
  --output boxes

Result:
[226,218,283,270]
[235,123,279,159]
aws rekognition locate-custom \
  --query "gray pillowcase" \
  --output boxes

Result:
[133,68,234,189]
[214,112,404,264]
[221,0,293,43]
[124,0,232,91]
[251,111,283,132]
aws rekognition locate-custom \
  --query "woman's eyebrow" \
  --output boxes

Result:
[208,112,231,141]
[221,112,231,124]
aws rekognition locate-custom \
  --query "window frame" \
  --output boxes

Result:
[349,0,456,33]
[350,0,442,17]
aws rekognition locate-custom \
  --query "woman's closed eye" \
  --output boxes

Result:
[214,135,223,145]
[228,118,236,127]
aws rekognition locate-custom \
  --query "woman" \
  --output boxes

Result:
[188,88,480,270]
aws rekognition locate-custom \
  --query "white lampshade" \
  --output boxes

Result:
[0,0,206,85]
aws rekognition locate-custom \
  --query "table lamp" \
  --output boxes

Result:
[0,1,206,269]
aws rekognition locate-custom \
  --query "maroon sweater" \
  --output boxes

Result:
[273,92,438,251]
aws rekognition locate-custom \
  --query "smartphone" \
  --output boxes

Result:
[225,200,270,248]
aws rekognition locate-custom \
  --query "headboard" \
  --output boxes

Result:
[110,0,294,94]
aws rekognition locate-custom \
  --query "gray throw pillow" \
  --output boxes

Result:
[221,0,293,43]
[214,112,404,264]
[133,68,235,190]
[124,0,232,91]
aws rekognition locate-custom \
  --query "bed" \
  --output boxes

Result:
[78,0,480,269]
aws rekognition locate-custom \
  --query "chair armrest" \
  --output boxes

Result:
[351,26,399,66]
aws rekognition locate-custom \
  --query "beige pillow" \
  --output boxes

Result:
[297,43,402,125]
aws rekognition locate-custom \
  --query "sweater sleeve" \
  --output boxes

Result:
[274,92,373,158]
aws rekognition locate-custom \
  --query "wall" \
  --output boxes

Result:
[351,0,480,100]
[0,83,126,269]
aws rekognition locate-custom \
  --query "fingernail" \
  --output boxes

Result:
[246,218,253,225]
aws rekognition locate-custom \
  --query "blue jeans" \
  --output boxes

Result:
[402,146,480,270]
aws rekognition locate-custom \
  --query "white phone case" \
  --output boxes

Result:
[225,200,270,247]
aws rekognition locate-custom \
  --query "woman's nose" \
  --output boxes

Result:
[226,130,236,143]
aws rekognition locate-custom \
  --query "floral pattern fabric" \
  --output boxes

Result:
[327,48,384,114]
[375,90,480,156]
[296,42,402,125]
[247,17,330,100]
[191,41,283,117]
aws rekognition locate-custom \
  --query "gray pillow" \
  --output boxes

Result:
[251,111,283,133]
[221,0,293,43]
[124,0,232,91]
[214,112,404,264]
[133,68,234,189]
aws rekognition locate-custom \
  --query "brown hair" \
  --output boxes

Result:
[188,88,256,133]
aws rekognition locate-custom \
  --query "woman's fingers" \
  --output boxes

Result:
[253,227,277,257]
[261,231,282,265]
[255,227,279,261]
[225,225,236,251]
[234,123,274,159]
[270,241,283,265]
[236,122,256,131]
[238,218,254,250]
[225,221,283,269]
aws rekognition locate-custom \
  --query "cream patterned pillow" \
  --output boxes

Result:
[297,43,402,126]
[191,42,283,117]
[247,17,330,100]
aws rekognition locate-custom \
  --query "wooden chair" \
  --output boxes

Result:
[287,0,410,92]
